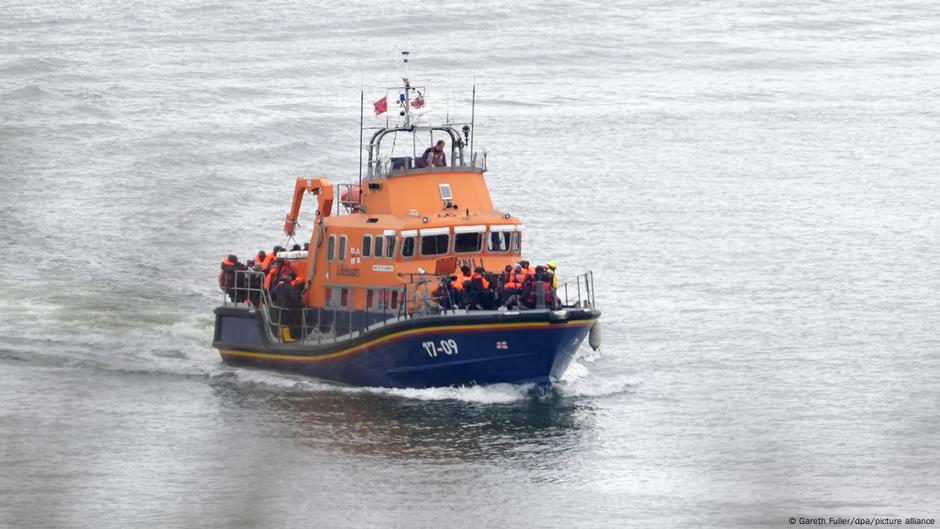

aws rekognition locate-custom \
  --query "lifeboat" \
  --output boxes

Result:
[212,61,601,388]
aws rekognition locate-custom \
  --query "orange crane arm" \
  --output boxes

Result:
[284,177,333,236]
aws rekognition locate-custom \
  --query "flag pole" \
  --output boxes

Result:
[358,90,364,189]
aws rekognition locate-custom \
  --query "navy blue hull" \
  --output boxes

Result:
[212,307,599,388]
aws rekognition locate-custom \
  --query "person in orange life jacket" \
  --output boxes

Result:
[497,265,516,306]
[219,255,247,302]
[519,260,536,276]
[264,257,288,290]
[522,265,555,309]
[254,250,266,266]
[276,258,294,280]
[262,245,283,273]
[497,265,525,305]
[500,264,527,309]
[454,265,472,290]
[470,267,490,290]
[449,265,471,307]
[417,140,447,168]
[468,266,495,310]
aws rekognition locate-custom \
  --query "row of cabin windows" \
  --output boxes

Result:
[326,231,521,262]
[325,286,401,310]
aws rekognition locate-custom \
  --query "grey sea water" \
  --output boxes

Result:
[2,1,939,527]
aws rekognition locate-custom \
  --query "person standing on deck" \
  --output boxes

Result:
[417,140,447,168]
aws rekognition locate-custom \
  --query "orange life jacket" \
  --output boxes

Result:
[261,252,276,271]
[505,275,524,290]
[219,258,237,288]
[470,273,490,290]
[264,265,278,290]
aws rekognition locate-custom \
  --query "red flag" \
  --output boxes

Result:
[373,96,387,115]
[411,96,425,109]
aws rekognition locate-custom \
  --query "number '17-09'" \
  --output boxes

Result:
[422,339,458,357]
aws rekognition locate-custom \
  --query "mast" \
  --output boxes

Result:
[401,50,411,128]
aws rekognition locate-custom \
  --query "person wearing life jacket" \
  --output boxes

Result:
[467,266,495,310]
[264,257,284,290]
[497,264,518,305]
[261,245,283,273]
[219,255,247,302]
[276,258,294,281]
[416,140,447,168]
[545,260,559,289]
[519,260,536,277]
[469,267,490,290]
[522,265,554,309]
[448,265,471,308]
[452,265,471,291]
[254,250,267,266]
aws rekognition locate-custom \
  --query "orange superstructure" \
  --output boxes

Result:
[284,163,523,311]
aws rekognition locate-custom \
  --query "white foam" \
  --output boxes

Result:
[359,382,536,404]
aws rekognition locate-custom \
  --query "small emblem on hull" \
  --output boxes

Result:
[496,340,508,350]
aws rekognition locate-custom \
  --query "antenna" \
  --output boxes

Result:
[469,80,476,157]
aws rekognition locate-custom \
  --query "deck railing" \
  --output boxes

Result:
[220,269,595,344]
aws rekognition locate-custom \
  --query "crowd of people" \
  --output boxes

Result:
[218,243,309,310]
[221,247,563,317]
[432,260,561,311]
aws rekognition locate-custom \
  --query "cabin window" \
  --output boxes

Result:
[374,236,384,260]
[373,288,394,310]
[327,235,336,261]
[390,290,399,309]
[385,235,396,258]
[373,289,386,310]
[455,233,482,254]
[340,288,349,307]
[512,232,521,254]
[487,231,511,253]
[420,234,449,256]
[366,289,374,308]
[338,235,347,263]
[401,236,416,258]
[326,286,343,308]
[362,235,372,258]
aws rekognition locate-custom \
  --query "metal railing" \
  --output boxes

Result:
[558,271,596,308]
[220,268,595,344]
[370,150,487,178]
